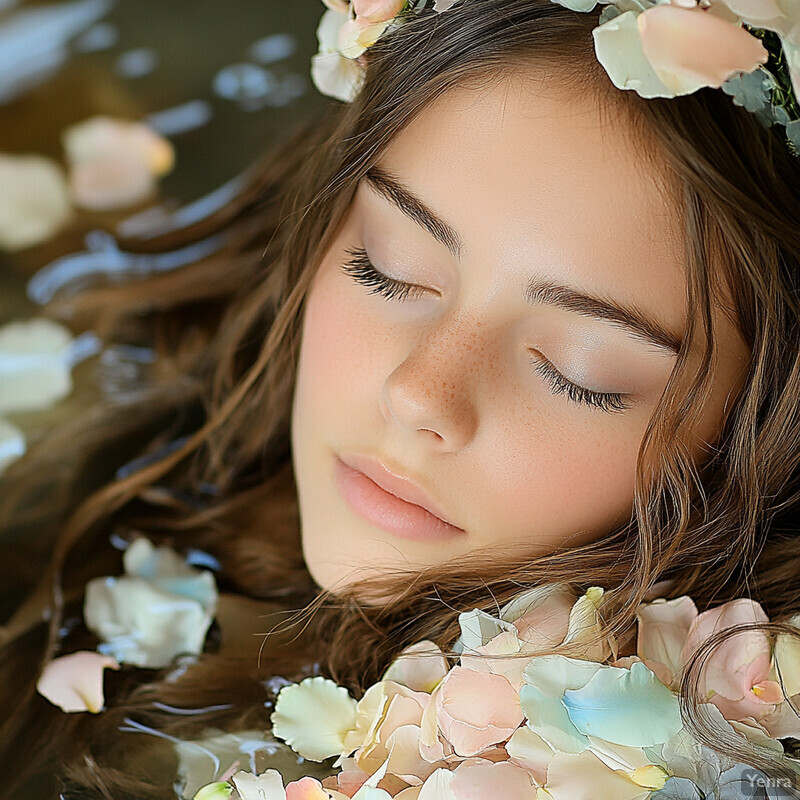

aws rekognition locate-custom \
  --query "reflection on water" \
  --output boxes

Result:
[0,0,326,624]
[0,0,114,103]
[0,0,325,389]
[27,228,228,303]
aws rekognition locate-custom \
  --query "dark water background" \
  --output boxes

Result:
[0,0,326,616]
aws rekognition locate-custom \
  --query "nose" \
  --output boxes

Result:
[380,314,480,450]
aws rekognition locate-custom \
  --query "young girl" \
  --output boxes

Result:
[1,0,800,797]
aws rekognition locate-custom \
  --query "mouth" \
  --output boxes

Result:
[333,455,466,543]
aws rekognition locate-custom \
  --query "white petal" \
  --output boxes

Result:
[0,153,71,251]
[382,640,448,693]
[311,50,364,102]
[316,7,349,54]
[0,318,75,413]
[84,574,214,668]
[124,536,217,612]
[417,768,456,800]
[271,676,358,761]
[593,10,676,98]
[231,769,286,800]
[549,0,599,12]
[456,608,515,652]
[36,651,119,713]
[0,417,25,475]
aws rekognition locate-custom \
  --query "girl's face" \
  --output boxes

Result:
[290,72,750,592]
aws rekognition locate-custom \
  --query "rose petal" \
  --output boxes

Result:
[382,640,448,693]
[36,651,119,713]
[311,8,365,102]
[639,4,769,93]
[353,0,405,23]
[593,10,676,98]
[636,596,698,688]
[682,598,770,703]
[450,761,538,799]
[0,153,71,251]
[63,116,174,210]
[435,666,523,757]
[271,676,358,761]
[544,750,653,800]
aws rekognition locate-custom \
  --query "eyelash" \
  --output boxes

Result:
[340,245,634,415]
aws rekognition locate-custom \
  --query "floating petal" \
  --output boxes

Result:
[271,676,358,761]
[35,650,119,713]
[0,153,71,251]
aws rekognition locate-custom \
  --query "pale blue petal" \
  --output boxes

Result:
[521,655,603,753]
[562,661,682,747]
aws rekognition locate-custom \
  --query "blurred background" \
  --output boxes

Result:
[0,0,328,617]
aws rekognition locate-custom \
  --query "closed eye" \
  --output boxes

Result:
[341,245,635,415]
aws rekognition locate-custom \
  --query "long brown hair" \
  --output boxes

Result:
[2,0,800,796]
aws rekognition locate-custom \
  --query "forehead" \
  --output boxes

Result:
[377,72,687,334]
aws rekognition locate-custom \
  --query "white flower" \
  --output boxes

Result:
[84,537,218,668]
[230,769,285,800]
[0,153,71,251]
[35,651,120,713]
[310,8,366,102]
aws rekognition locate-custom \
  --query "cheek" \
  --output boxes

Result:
[476,409,643,548]
[294,262,388,434]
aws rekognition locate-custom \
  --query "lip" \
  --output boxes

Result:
[334,453,466,542]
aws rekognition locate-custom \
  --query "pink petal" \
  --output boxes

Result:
[639,4,769,89]
[70,157,156,211]
[36,651,120,713]
[512,591,574,651]
[451,761,538,800]
[436,667,523,757]
[636,596,698,688]
[683,599,771,702]
[353,0,405,22]
[286,777,332,800]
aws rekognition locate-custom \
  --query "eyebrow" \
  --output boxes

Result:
[364,165,683,357]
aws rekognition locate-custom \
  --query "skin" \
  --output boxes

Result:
[290,71,751,593]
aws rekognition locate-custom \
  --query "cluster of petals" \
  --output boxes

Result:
[83,536,219,668]
[0,115,174,252]
[186,583,800,800]
[35,538,220,713]
[636,594,800,738]
[310,0,800,110]
[311,0,459,101]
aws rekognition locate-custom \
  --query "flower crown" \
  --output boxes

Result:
[310,0,800,158]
